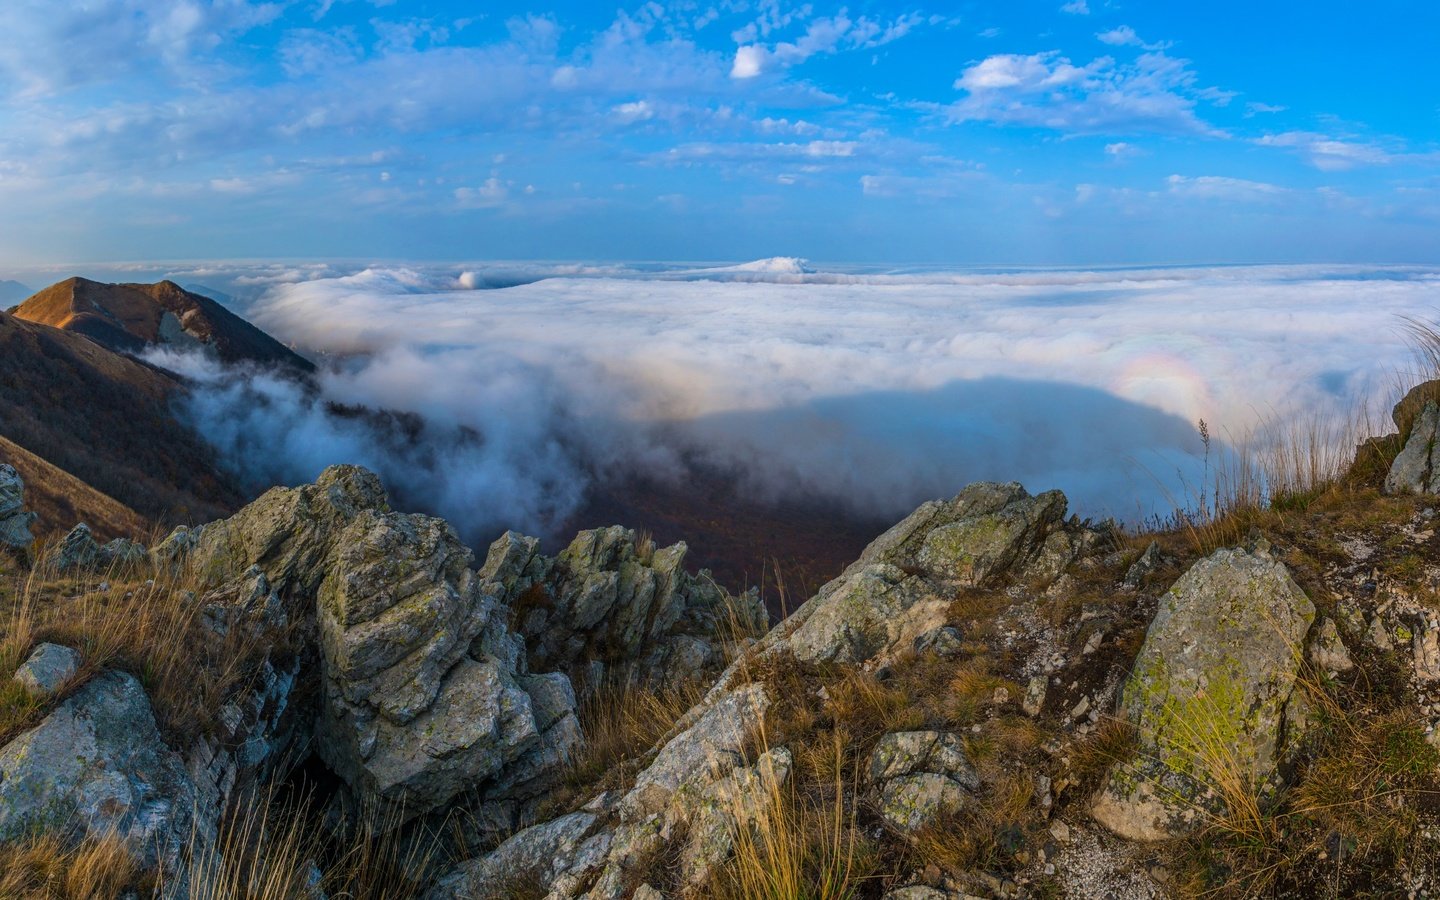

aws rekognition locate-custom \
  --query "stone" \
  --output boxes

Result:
[1386,400,1440,495]
[914,625,966,659]
[1122,541,1163,590]
[868,731,980,833]
[1092,545,1315,841]
[13,642,81,695]
[781,483,1094,665]
[1414,619,1440,683]
[0,463,36,550]
[0,671,195,870]
[1309,618,1355,675]
[424,811,602,899]
[46,522,100,571]
[1023,675,1048,716]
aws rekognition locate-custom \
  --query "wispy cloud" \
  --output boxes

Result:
[946,51,1226,136]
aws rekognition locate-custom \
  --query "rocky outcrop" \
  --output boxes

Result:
[480,526,767,690]
[777,482,1095,665]
[869,731,981,833]
[0,671,195,870]
[0,463,36,550]
[1385,399,1440,494]
[43,522,147,572]
[183,465,580,827]
[429,682,773,899]
[1091,544,1315,841]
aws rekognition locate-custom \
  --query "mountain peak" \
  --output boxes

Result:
[12,277,313,373]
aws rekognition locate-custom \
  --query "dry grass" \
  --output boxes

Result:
[711,730,879,900]
[0,547,293,748]
[0,833,146,899]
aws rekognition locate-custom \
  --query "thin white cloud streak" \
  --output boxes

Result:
[126,262,1433,546]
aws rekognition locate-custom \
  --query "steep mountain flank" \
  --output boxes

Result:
[0,436,148,543]
[0,311,241,524]
[12,277,313,372]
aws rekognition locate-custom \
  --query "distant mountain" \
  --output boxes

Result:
[11,276,313,372]
[0,311,243,525]
[0,280,31,306]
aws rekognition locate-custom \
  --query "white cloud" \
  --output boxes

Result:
[728,10,924,80]
[1256,131,1393,171]
[1166,174,1286,201]
[454,177,508,208]
[948,51,1225,137]
[611,100,655,124]
[1104,141,1143,160]
[1096,26,1170,51]
[1061,0,1090,13]
[1244,102,1287,116]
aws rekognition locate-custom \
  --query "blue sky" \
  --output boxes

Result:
[0,0,1437,266]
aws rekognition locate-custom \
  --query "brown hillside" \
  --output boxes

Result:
[0,311,242,525]
[13,277,313,372]
[0,435,149,542]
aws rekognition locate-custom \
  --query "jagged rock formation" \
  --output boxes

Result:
[12,276,314,373]
[430,481,1099,898]
[480,526,767,690]
[1091,543,1315,841]
[177,465,576,826]
[0,463,36,550]
[43,522,146,572]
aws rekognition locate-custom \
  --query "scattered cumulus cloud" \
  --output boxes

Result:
[1060,1,1090,14]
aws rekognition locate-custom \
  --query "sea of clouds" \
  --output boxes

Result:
[124,259,1440,544]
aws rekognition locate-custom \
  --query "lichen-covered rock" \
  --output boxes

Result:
[868,731,980,833]
[1386,400,1440,495]
[1122,541,1163,591]
[1091,545,1315,841]
[186,465,581,828]
[0,671,195,870]
[46,522,100,571]
[780,482,1094,664]
[13,642,81,695]
[1310,617,1355,675]
[0,463,36,550]
[481,525,767,690]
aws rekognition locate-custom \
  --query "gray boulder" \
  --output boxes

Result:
[1386,399,1440,494]
[0,671,195,870]
[13,642,82,695]
[0,463,36,550]
[1091,545,1315,841]
[869,731,981,833]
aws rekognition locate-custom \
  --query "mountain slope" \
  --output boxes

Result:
[0,311,242,524]
[0,435,148,542]
[12,277,313,372]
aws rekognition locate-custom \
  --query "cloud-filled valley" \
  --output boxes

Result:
[136,261,1440,547]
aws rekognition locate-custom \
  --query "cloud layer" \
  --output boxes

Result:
[145,261,1440,546]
